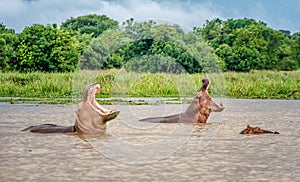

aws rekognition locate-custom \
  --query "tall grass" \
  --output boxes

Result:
[224,70,300,99]
[0,70,299,102]
[0,72,73,98]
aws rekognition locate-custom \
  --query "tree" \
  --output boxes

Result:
[197,18,299,71]
[114,19,223,73]
[61,14,119,38]
[195,18,223,49]
[0,23,18,71]
[80,29,131,70]
[229,24,269,71]
[215,44,237,71]
[124,54,185,73]
[291,32,300,67]
[276,39,299,71]
[16,24,80,72]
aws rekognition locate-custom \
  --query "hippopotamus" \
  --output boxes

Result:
[139,77,225,123]
[22,83,120,134]
[240,125,279,134]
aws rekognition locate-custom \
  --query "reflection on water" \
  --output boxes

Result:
[0,99,299,181]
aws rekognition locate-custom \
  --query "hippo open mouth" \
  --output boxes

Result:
[86,83,119,122]
[22,82,120,134]
[139,77,224,123]
[88,83,112,114]
[74,82,120,134]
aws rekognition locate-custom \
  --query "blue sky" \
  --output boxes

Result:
[1,0,299,33]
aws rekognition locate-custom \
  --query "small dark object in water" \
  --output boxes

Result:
[240,125,279,134]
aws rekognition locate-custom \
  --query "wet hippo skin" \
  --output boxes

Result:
[22,83,119,134]
[240,125,279,134]
[139,78,225,123]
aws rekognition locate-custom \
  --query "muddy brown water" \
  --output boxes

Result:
[0,99,299,181]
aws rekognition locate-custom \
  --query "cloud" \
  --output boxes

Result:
[0,0,299,33]
[1,0,104,32]
[0,0,222,32]
[100,0,222,29]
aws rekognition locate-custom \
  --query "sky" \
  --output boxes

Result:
[1,0,299,33]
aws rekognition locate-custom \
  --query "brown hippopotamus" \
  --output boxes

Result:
[22,83,119,134]
[139,77,224,123]
[240,125,279,134]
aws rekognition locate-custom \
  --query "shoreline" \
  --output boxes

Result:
[0,96,299,105]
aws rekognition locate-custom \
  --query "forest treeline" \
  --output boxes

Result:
[1,14,299,73]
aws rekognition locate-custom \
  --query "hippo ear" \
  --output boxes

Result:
[247,125,251,129]
[196,91,201,98]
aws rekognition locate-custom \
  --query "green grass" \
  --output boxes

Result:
[0,72,73,98]
[0,70,299,104]
[224,70,300,99]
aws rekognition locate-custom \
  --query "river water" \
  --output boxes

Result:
[0,99,299,181]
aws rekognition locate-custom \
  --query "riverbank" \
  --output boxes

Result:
[0,70,299,103]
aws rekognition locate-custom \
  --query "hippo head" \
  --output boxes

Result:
[185,77,224,123]
[240,125,279,134]
[195,78,224,123]
[75,83,120,135]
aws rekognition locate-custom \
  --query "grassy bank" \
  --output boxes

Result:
[223,70,299,99]
[0,70,299,103]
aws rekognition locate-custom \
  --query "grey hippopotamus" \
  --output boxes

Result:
[22,83,119,134]
[139,77,225,123]
[240,125,279,134]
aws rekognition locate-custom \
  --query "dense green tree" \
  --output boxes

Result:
[1,16,299,73]
[61,14,119,38]
[16,24,80,72]
[229,24,269,71]
[80,29,131,70]
[75,33,93,54]
[279,30,291,35]
[276,32,300,71]
[122,18,160,40]
[61,14,118,55]
[124,54,185,73]
[195,18,223,49]
[197,18,299,71]
[80,37,110,70]
[0,23,18,71]
[291,32,300,67]
[215,44,238,71]
[106,19,223,73]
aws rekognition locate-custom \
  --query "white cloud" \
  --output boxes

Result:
[98,0,223,30]
[0,0,222,32]
[0,0,299,33]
